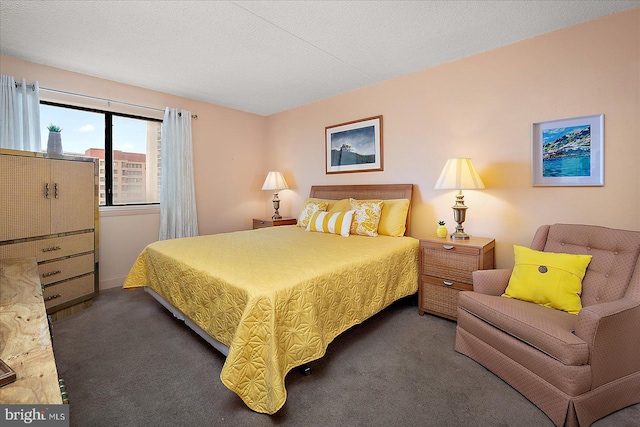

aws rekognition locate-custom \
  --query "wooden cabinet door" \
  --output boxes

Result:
[50,159,95,234]
[0,155,51,241]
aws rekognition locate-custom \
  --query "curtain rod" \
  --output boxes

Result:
[14,81,198,119]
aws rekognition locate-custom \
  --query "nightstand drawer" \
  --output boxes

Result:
[253,218,297,229]
[253,219,272,229]
[421,248,479,284]
[420,279,466,320]
[422,274,473,292]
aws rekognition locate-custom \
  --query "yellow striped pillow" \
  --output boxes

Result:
[306,210,355,237]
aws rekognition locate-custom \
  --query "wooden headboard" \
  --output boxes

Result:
[309,184,413,236]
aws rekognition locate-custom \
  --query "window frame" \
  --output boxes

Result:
[41,101,162,207]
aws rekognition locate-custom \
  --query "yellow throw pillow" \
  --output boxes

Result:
[378,199,410,237]
[327,198,351,213]
[306,210,355,237]
[502,245,593,314]
[349,198,383,237]
[297,200,328,228]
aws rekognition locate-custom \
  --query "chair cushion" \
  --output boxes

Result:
[502,245,592,314]
[458,291,589,365]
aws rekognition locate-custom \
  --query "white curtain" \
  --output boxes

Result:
[0,74,42,151]
[159,107,199,240]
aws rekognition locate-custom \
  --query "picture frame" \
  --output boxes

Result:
[325,115,383,174]
[531,114,603,186]
[0,358,16,387]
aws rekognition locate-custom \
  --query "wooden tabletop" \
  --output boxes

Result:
[0,257,62,404]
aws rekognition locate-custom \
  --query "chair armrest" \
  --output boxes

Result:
[472,269,512,296]
[575,298,640,388]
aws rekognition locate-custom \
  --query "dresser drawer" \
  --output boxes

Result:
[0,232,94,263]
[44,274,95,309]
[38,253,95,285]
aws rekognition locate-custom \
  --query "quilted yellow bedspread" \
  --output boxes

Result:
[124,226,418,414]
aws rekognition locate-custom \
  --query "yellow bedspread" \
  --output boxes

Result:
[124,226,418,414]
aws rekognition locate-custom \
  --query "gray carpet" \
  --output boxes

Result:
[51,288,639,427]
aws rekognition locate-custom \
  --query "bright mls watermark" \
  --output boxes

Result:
[0,406,68,426]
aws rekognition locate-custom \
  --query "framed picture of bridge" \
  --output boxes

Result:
[325,115,383,174]
[532,114,603,186]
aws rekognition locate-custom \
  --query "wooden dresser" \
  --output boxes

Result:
[0,258,65,403]
[0,149,98,319]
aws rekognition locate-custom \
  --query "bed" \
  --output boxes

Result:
[123,184,419,414]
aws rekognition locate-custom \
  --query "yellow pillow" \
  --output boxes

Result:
[297,200,328,228]
[502,245,592,314]
[349,198,383,237]
[378,199,410,237]
[327,198,351,213]
[306,210,355,237]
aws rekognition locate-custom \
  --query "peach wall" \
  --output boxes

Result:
[1,55,267,288]
[2,8,638,285]
[265,8,640,268]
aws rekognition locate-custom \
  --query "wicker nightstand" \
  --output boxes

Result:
[252,218,297,229]
[419,235,495,320]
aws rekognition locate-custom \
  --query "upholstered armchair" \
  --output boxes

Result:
[455,224,640,426]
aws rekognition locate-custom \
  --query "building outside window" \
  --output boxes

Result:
[40,102,162,206]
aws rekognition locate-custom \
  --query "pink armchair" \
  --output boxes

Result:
[455,224,640,426]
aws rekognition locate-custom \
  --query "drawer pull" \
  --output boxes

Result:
[45,293,62,301]
[260,221,265,224]
[42,270,62,277]
[443,280,454,287]
[42,246,62,252]
[443,245,454,250]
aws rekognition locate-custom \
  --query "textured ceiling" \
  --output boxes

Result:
[1,1,638,116]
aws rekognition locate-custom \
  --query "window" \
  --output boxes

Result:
[40,102,162,206]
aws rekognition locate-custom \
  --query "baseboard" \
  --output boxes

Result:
[100,276,125,290]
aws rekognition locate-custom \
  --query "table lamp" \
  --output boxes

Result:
[434,158,485,239]
[262,171,289,219]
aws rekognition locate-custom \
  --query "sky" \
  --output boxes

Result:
[330,125,376,155]
[40,104,148,155]
[542,124,589,146]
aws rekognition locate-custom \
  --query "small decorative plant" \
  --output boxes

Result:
[46,124,63,155]
[437,220,448,238]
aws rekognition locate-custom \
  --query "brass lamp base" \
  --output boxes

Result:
[451,230,469,240]
[451,190,469,240]
[272,192,282,219]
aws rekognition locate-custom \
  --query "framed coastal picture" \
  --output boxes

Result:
[325,116,383,174]
[531,114,603,186]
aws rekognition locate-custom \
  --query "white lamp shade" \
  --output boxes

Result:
[434,158,485,190]
[262,171,289,191]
